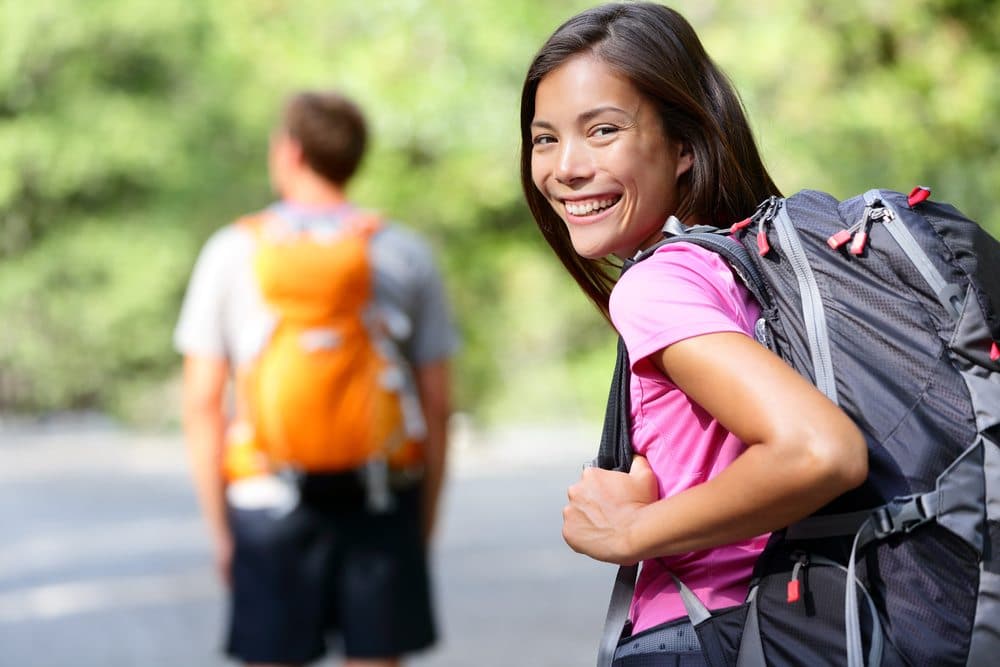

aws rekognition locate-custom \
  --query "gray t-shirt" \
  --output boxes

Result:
[174,203,459,377]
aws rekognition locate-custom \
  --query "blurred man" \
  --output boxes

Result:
[175,90,457,667]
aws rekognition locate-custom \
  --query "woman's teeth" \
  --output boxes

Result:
[565,197,618,216]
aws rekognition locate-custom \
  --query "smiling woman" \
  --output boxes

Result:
[519,3,780,320]
[519,4,871,667]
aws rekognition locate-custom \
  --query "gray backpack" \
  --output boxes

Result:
[597,188,1000,667]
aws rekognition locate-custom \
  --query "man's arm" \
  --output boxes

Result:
[415,359,451,543]
[181,354,232,584]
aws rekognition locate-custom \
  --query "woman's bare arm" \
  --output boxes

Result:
[562,332,867,564]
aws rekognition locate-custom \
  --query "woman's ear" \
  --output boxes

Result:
[674,141,694,180]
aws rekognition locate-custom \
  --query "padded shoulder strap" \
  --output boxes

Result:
[243,205,383,239]
[594,337,633,473]
[642,232,772,310]
[342,210,382,236]
[235,211,272,234]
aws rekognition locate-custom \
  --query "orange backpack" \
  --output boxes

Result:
[222,208,424,482]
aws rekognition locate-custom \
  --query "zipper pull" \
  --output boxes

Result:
[907,186,931,207]
[730,217,753,234]
[850,202,893,255]
[848,215,872,255]
[849,204,892,256]
[757,221,771,256]
[752,196,779,222]
[754,197,780,257]
[787,552,808,603]
[828,206,870,251]
[827,223,861,250]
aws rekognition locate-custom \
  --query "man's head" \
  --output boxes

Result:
[269,91,368,195]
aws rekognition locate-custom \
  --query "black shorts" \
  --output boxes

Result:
[225,479,436,663]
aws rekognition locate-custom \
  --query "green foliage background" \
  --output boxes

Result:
[2,0,998,425]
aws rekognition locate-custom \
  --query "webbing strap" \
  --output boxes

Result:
[735,587,766,667]
[784,510,872,541]
[596,564,638,667]
[594,338,634,472]
[671,573,712,626]
[843,493,938,667]
[671,572,769,667]
[594,336,635,667]
[843,526,886,667]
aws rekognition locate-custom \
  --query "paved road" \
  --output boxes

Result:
[0,421,613,666]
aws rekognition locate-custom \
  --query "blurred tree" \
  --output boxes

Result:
[1,0,998,424]
[0,2,238,411]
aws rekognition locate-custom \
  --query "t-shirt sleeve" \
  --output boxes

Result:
[609,243,753,372]
[173,227,237,360]
[408,243,460,366]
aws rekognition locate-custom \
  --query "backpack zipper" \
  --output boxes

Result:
[787,551,809,603]
[826,208,870,251]
[770,200,840,404]
[864,189,963,320]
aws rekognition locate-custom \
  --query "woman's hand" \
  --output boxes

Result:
[562,455,659,564]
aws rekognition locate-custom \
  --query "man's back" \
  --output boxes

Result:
[176,89,456,667]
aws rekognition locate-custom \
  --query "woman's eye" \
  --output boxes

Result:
[593,125,619,138]
[532,135,555,146]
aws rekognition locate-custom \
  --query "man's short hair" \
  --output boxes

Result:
[282,91,367,185]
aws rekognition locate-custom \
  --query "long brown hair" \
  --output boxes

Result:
[519,2,781,318]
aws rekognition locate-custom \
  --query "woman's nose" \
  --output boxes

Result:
[554,139,593,184]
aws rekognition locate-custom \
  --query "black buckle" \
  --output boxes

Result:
[871,496,932,539]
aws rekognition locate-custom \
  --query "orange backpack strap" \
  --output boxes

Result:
[236,211,268,228]
[237,207,382,239]
[342,211,382,237]
[235,211,279,239]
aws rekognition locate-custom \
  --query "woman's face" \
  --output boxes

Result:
[530,54,692,260]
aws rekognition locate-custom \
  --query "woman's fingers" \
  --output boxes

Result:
[561,459,658,563]
[628,455,657,499]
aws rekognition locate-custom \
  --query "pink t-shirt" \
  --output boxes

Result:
[608,242,770,633]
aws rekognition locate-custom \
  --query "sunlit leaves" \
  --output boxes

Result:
[2,0,998,419]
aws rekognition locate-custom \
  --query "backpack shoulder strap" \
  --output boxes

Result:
[644,232,772,310]
[235,210,277,238]
[241,205,383,239]
[593,336,633,473]
[342,210,383,237]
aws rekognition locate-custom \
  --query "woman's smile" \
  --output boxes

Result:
[562,195,622,223]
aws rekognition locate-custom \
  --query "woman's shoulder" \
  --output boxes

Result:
[645,241,734,276]
[613,241,737,302]
[609,240,753,339]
